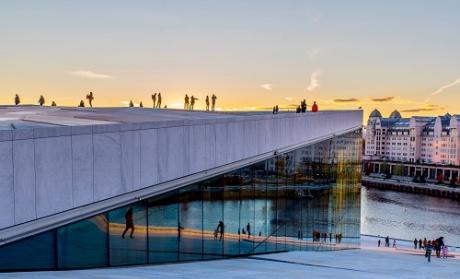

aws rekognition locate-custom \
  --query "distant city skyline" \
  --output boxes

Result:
[1,1,460,118]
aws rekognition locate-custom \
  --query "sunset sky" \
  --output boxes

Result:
[1,1,459,119]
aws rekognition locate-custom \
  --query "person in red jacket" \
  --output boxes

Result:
[312,101,318,112]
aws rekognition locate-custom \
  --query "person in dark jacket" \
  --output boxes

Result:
[425,241,433,262]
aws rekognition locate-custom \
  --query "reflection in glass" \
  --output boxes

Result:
[148,191,179,263]
[0,231,56,271]
[57,215,108,269]
[179,184,203,261]
[202,177,224,259]
[0,129,362,271]
[109,202,147,266]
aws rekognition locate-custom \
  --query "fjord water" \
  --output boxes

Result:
[361,186,460,247]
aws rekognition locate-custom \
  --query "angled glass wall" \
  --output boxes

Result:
[0,130,362,272]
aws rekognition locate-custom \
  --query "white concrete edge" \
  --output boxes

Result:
[0,125,361,246]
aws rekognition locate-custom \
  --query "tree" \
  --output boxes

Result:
[14,94,20,105]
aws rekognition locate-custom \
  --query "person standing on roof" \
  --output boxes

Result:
[205,95,210,111]
[312,101,318,112]
[211,94,217,111]
[157,93,162,108]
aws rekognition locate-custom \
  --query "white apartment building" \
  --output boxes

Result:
[364,109,460,165]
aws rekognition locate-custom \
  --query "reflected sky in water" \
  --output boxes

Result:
[361,186,460,247]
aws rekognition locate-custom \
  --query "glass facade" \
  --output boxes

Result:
[0,130,362,271]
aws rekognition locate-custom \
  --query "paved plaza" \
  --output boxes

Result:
[2,247,458,279]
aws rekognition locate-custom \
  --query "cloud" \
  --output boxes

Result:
[284,97,293,101]
[306,70,320,91]
[401,104,445,113]
[333,98,360,103]
[260,83,272,90]
[306,48,320,59]
[371,96,394,102]
[432,77,460,96]
[70,70,113,79]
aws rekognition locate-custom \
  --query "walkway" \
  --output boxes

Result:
[2,248,458,279]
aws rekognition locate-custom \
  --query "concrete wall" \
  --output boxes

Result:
[0,110,362,230]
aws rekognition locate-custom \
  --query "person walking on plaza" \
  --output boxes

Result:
[184,94,189,110]
[312,101,318,112]
[157,93,162,108]
[122,207,135,239]
[152,93,157,108]
[423,238,427,250]
[205,95,210,111]
[378,239,381,247]
[211,94,217,111]
[425,241,433,262]
[385,236,390,247]
[419,238,422,249]
[246,223,251,238]
[392,239,397,248]
[414,238,418,249]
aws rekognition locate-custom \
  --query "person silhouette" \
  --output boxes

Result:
[122,207,135,239]
[177,222,184,239]
[157,93,162,108]
[14,94,20,105]
[152,93,157,108]
[129,100,134,107]
[139,101,143,108]
[78,100,85,107]
[205,95,210,111]
[51,101,57,106]
[184,94,189,110]
[312,101,318,112]
[211,94,217,111]
[86,92,94,107]
[246,222,251,238]
[190,96,198,110]
[38,95,45,106]
[216,221,225,240]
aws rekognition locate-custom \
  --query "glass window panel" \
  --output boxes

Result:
[57,214,108,269]
[202,178,224,259]
[0,231,56,271]
[148,191,179,263]
[108,202,147,266]
[239,166,255,255]
[265,157,279,253]
[253,162,268,254]
[179,184,203,261]
[223,170,241,256]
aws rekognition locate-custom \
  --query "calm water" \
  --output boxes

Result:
[361,186,460,247]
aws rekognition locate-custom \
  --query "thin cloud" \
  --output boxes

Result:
[260,83,272,90]
[306,48,320,59]
[334,98,360,103]
[284,97,293,101]
[371,96,394,102]
[306,70,320,91]
[70,70,113,79]
[432,77,460,96]
[401,104,445,113]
